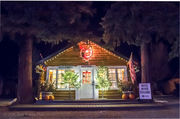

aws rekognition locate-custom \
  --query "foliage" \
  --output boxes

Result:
[169,39,179,60]
[118,80,133,92]
[118,80,138,96]
[35,65,45,74]
[1,2,96,103]
[95,66,111,91]
[61,70,81,89]
[101,2,179,59]
[40,81,55,92]
[48,82,56,92]
[101,2,179,85]
[61,70,80,100]
[1,2,98,44]
[101,2,179,45]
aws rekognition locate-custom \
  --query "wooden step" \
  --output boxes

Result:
[54,92,75,95]
[54,90,122,100]
[98,97,121,99]
[99,92,120,95]
[54,90,75,93]
[99,90,121,99]
[99,90,120,92]
[54,90,75,100]
[55,97,75,100]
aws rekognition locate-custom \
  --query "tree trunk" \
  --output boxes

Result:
[0,78,3,96]
[141,43,150,83]
[17,37,33,103]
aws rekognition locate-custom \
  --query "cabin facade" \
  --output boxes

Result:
[37,40,130,100]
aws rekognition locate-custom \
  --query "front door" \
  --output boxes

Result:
[80,68,94,99]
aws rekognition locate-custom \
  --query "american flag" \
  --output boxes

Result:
[128,52,136,84]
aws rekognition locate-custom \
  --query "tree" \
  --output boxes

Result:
[96,66,111,99]
[61,70,80,100]
[1,1,96,103]
[101,2,179,83]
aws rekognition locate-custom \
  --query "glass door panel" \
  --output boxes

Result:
[82,71,91,84]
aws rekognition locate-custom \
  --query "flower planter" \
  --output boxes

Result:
[128,91,135,100]
[40,92,54,100]
[122,91,129,99]
[49,95,55,100]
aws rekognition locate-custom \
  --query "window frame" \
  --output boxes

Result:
[46,66,78,90]
[107,66,127,90]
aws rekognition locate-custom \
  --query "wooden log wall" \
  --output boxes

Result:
[44,41,128,66]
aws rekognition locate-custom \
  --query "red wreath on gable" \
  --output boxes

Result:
[79,44,93,61]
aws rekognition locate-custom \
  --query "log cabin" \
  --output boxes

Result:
[37,40,133,100]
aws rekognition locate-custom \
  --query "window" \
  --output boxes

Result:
[108,67,126,89]
[117,69,125,81]
[57,69,75,89]
[57,69,66,89]
[108,69,117,89]
[48,69,56,87]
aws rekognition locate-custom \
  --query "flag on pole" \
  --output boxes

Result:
[128,52,136,84]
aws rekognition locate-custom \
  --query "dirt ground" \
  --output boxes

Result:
[0,105,179,119]
[0,98,179,119]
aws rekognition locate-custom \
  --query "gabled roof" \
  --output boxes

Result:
[38,40,130,66]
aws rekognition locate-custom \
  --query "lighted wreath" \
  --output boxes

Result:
[79,43,93,61]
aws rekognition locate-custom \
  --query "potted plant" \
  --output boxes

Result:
[128,82,137,100]
[119,81,129,99]
[39,81,55,101]
[119,80,136,100]
[95,66,111,99]
[47,82,55,100]
[61,70,80,100]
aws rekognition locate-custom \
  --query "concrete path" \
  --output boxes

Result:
[9,101,168,111]
[0,96,179,118]
[1,96,178,111]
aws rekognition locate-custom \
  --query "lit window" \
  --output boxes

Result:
[109,69,116,80]
[117,69,125,81]
[108,68,126,89]
[108,69,117,89]
[57,70,65,89]
[57,69,74,89]
[48,69,56,87]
